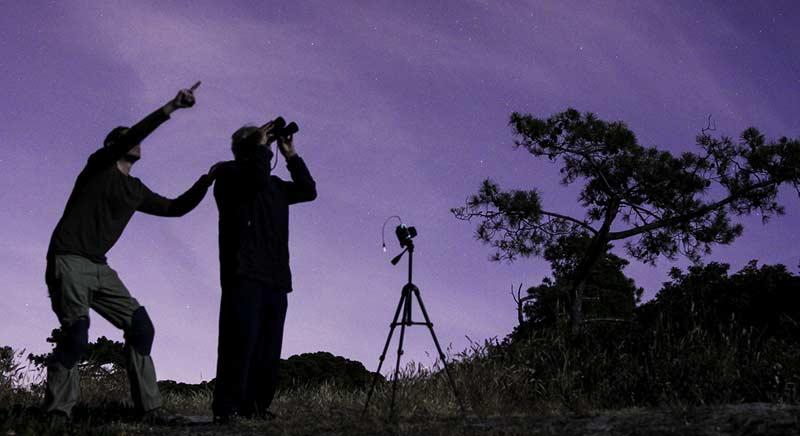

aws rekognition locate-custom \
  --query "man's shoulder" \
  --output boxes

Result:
[212,161,239,190]
[122,175,150,197]
[77,155,115,180]
[127,174,144,184]
[87,147,104,161]
[214,160,238,178]
[84,147,113,170]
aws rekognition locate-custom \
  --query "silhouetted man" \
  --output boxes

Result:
[44,83,218,423]
[211,123,317,421]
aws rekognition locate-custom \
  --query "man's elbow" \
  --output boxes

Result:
[302,186,317,202]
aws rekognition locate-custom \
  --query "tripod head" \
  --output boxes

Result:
[380,217,418,266]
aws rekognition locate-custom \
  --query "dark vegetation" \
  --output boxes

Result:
[499,260,800,409]
[3,260,798,435]
[2,108,799,434]
[453,108,800,331]
[447,108,800,411]
[26,341,377,396]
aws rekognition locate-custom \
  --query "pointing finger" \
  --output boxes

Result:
[189,81,201,92]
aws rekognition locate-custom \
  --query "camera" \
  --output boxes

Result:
[395,224,417,248]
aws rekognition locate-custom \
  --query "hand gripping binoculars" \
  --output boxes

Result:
[260,116,299,141]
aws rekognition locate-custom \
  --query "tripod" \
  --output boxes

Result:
[362,240,465,418]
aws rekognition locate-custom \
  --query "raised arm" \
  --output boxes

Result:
[282,155,317,204]
[87,82,201,169]
[277,135,317,204]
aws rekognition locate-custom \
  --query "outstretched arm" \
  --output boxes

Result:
[87,82,201,168]
[138,162,220,217]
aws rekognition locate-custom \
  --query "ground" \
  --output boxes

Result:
[5,403,798,436]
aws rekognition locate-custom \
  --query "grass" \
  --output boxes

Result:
[2,321,799,435]
[0,341,559,435]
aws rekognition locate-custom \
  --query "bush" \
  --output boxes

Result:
[490,261,800,411]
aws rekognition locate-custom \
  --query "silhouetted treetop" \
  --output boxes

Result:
[457,108,799,264]
[453,108,800,329]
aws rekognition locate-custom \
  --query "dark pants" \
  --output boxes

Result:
[212,278,288,417]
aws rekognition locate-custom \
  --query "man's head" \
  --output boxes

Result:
[104,126,141,163]
[231,125,269,160]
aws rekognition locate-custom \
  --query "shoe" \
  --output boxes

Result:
[259,410,278,421]
[46,410,70,428]
[213,413,239,424]
[240,409,278,421]
[141,407,190,426]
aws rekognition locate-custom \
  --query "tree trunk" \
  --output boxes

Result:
[569,201,618,334]
[569,251,604,334]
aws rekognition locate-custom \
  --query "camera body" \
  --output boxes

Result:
[395,224,418,248]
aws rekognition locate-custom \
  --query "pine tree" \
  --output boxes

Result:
[453,108,800,332]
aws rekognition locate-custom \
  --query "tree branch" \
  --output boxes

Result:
[621,201,660,223]
[608,178,778,240]
[540,210,599,234]
[701,114,716,135]
[511,283,533,325]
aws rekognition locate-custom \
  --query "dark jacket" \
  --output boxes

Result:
[48,108,212,264]
[213,148,317,291]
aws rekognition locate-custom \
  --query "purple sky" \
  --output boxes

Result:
[1,1,798,383]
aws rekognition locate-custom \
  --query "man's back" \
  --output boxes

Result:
[49,148,213,264]
[213,151,316,291]
[49,158,151,264]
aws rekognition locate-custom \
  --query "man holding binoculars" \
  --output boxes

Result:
[211,117,317,422]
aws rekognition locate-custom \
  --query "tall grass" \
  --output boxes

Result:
[0,347,42,407]
[490,319,800,412]
[2,317,798,435]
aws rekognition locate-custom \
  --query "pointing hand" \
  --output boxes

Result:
[165,81,201,113]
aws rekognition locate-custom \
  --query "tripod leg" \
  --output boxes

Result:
[362,289,407,417]
[412,287,467,414]
[389,288,412,418]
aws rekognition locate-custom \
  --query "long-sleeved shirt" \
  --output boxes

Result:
[213,148,317,292]
[48,108,212,264]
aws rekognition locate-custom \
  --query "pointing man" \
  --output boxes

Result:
[44,83,217,423]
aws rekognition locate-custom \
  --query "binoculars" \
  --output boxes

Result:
[260,116,299,140]
[232,116,300,160]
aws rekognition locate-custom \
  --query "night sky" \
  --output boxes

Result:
[1,1,798,383]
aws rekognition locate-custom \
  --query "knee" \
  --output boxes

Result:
[125,306,155,356]
[55,317,90,369]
